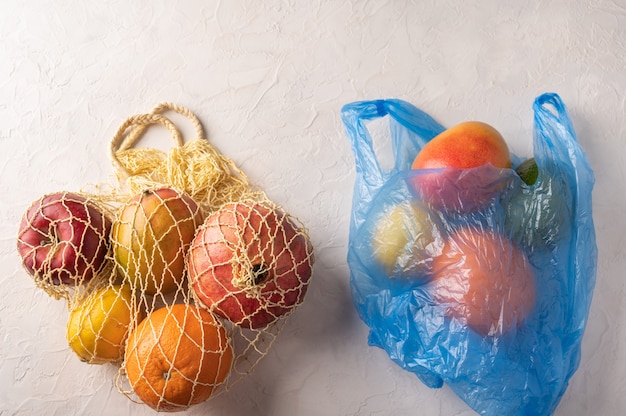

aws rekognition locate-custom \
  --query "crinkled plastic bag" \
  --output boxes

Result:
[341,93,597,415]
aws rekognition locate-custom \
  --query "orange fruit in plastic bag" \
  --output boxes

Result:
[430,227,536,336]
[124,304,233,412]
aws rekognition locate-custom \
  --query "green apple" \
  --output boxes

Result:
[371,201,442,280]
[504,161,571,247]
[516,157,539,185]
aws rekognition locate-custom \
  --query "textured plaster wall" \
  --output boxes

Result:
[1,1,625,415]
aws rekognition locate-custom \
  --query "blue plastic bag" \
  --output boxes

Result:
[341,93,597,415]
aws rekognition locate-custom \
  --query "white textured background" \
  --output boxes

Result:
[1,1,625,415]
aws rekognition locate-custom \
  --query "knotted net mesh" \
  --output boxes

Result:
[15,103,315,412]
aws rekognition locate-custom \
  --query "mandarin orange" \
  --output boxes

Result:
[124,304,233,412]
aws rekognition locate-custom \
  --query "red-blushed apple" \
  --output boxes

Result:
[16,192,112,286]
[189,201,314,329]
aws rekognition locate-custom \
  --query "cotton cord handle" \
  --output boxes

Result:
[151,102,205,141]
[110,103,205,177]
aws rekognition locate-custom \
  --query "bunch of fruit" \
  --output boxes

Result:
[15,105,315,412]
[369,121,569,337]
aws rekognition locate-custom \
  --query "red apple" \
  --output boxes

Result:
[16,192,112,286]
[189,201,314,329]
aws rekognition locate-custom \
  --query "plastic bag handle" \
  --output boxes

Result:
[532,92,591,167]
[533,92,597,333]
[341,100,387,188]
[534,93,575,132]
[531,92,595,199]
[341,99,444,187]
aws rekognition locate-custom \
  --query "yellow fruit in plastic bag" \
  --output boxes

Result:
[371,201,442,280]
[67,284,142,364]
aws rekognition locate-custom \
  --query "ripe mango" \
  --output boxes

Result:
[412,121,511,170]
[111,188,203,295]
[411,121,512,212]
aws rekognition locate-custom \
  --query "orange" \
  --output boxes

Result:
[429,227,535,336]
[124,304,233,412]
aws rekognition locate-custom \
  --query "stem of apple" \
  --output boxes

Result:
[231,261,268,297]
[47,222,59,246]
[252,264,268,285]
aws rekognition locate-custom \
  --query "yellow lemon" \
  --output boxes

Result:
[67,284,142,364]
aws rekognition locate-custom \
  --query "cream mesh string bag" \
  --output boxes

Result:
[15,103,315,413]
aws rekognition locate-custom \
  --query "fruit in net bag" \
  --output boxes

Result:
[67,284,143,364]
[124,304,233,412]
[16,192,111,286]
[429,227,536,337]
[189,201,314,329]
[411,121,512,212]
[111,188,203,295]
